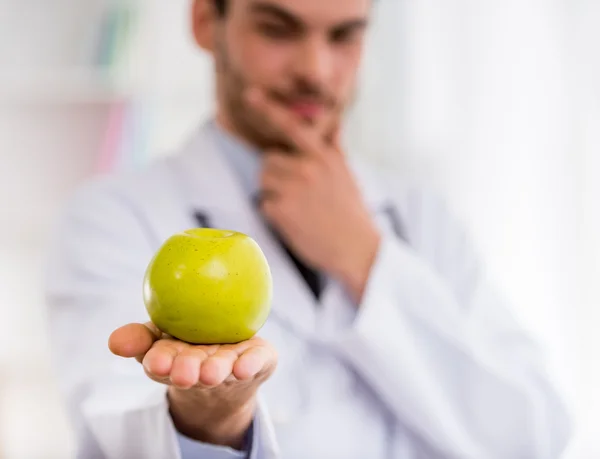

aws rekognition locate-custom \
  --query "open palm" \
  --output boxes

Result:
[109,322,277,390]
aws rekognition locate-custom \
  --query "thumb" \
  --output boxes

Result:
[108,322,162,361]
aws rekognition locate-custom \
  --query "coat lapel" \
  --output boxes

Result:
[170,125,319,339]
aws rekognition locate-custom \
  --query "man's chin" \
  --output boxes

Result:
[231,105,339,150]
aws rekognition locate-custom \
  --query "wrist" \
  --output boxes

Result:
[168,387,256,450]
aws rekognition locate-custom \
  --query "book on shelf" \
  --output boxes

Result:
[94,1,141,87]
[93,1,151,173]
[95,100,154,173]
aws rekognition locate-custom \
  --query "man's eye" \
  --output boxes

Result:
[259,23,293,39]
[331,28,360,44]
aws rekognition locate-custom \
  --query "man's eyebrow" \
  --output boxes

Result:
[332,19,369,33]
[249,2,304,28]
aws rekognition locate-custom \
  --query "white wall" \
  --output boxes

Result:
[0,2,209,457]
[570,0,600,455]
[356,0,577,372]
[352,0,585,454]
[0,102,108,458]
[0,247,76,458]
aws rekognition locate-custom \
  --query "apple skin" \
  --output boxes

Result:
[143,228,272,344]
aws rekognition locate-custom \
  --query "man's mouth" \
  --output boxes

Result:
[287,100,325,118]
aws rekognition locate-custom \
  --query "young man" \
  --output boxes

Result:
[46,1,572,458]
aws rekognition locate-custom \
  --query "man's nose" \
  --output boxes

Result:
[292,37,333,88]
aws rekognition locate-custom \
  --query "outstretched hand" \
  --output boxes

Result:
[109,322,277,389]
[108,322,277,448]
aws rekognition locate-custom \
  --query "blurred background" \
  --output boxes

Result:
[0,0,598,457]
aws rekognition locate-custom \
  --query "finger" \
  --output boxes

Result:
[200,349,240,387]
[260,171,286,198]
[196,339,261,386]
[233,345,277,381]
[247,88,322,154]
[142,339,185,379]
[218,337,266,355]
[108,322,162,359]
[259,153,291,206]
[263,150,298,178]
[257,185,289,225]
[260,197,281,225]
[170,347,209,390]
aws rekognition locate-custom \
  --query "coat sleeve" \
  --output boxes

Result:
[330,189,573,459]
[44,179,280,459]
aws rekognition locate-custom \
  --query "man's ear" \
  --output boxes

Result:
[191,0,218,53]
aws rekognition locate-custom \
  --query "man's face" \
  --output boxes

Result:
[203,0,370,149]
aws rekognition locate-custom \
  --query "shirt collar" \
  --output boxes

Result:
[207,120,262,202]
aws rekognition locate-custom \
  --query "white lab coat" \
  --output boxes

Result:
[45,123,572,459]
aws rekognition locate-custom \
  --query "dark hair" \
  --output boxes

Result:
[213,0,378,18]
[214,0,227,16]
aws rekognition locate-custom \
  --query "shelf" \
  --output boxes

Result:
[0,68,212,105]
[0,68,118,104]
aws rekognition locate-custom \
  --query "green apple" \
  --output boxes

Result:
[143,228,272,344]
